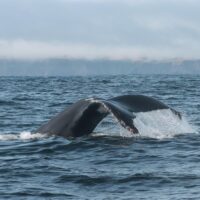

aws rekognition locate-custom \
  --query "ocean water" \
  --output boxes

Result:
[0,75,199,200]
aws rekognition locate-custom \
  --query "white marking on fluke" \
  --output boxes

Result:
[87,98,136,134]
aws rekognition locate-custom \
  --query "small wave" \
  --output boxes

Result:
[0,100,17,106]
[0,131,46,141]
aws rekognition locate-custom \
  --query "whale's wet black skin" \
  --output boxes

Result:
[36,95,181,138]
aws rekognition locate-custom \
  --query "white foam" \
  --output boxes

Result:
[133,109,195,139]
[0,131,46,141]
[0,134,18,141]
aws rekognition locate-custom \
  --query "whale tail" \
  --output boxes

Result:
[36,95,182,138]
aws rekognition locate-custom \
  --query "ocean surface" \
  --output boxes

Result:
[0,75,199,200]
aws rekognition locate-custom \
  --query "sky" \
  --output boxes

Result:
[0,0,200,61]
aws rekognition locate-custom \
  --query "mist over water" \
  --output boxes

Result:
[1,59,200,76]
[0,75,200,199]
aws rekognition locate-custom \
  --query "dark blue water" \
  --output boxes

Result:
[0,75,199,199]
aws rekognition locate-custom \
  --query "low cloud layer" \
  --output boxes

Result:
[0,0,200,60]
[0,39,199,61]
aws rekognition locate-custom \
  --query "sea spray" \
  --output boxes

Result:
[133,109,195,139]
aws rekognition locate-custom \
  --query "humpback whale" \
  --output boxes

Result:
[36,95,181,138]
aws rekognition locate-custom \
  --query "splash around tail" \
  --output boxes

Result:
[0,131,46,141]
[0,111,195,141]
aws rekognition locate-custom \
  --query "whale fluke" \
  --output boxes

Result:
[36,95,181,138]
